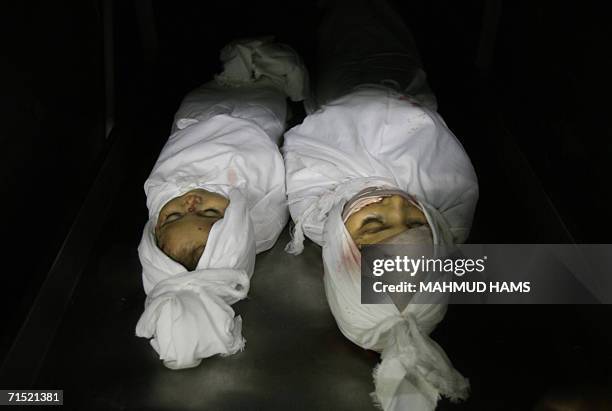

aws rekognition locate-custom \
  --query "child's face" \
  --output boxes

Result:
[155,189,229,270]
[344,195,428,247]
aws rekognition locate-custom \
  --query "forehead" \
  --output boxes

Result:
[159,189,228,214]
[349,196,415,216]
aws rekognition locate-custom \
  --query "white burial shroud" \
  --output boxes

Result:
[283,86,479,410]
[136,38,308,370]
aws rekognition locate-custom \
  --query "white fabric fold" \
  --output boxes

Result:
[371,315,470,410]
[137,38,302,369]
[135,269,249,370]
[215,36,309,102]
[322,203,469,410]
[283,86,478,408]
[137,189,256,369]
[145,104,289,253]
[171,81,288,141]
[283,86,479,251]
[285,176,397,254]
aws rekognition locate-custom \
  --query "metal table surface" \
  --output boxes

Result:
[35,224,381,410]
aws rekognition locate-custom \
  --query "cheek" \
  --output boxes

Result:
[344,222,359,239]
[388,220,405,232]
[196,220,214,232]
[405,204,426,221]
[157,225,194,251]
[344,213,366,238]
[159,230,182,250]
[192,221,215,243]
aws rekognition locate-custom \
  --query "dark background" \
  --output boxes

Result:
[1,0,610,409]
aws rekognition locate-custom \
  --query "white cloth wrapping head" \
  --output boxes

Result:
[215,36,309,102]
[136,36,309,369]
[144,94,289,253]
[341,187,422,223]
[137,115,286,369]
[323,201,469,411]
[282,86,478,409]
[136,189,255,369]
[283,86,479,252]
[138,116,287,368]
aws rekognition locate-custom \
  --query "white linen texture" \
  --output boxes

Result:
[283,85,478,409]
[136,38,307,370]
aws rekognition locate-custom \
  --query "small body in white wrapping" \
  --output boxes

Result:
[136,37,308,370]
[283,85,478,410]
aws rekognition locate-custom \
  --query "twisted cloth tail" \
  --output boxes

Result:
[372,314,470,410]
[135,268,250,370]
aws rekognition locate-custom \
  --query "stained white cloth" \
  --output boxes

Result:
[282,85,478,409]
[322,201,470,411]
[136,189,255,369]
[137,39,307,369]
[341,187,421,222]
[284,86,479,251]
[145,84,290,253]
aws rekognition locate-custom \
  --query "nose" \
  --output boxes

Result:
[382,195,409,220]
[385,195,405,209]
[183,194,202,211]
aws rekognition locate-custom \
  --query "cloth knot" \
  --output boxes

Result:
[135,267,250,370]
[371,313,470,410]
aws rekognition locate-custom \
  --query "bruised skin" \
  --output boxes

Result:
[344,195,428,247]
[155,189,229,271]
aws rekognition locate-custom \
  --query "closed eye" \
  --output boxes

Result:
[360,216,386,234]
[163,212,183,226]
[197,208,222,218]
